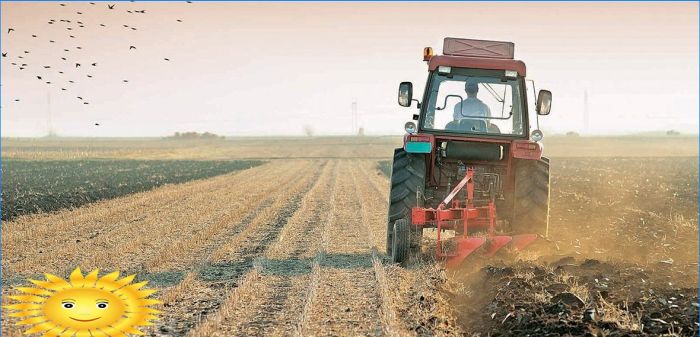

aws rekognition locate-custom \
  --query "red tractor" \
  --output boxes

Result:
[388,38,552,267]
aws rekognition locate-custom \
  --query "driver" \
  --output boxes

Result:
[453,81,491,120]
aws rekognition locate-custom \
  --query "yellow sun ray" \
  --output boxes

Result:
[16,286,53,296]
[24,321,55,334]
[42,325,67,337]
[75,330,91,337]
[59,327,78,337]
[16,315,48,325]
[6,267,160,337]
[4,303,42,310]
[83,269,100,287]
[8,309,43,318]
[8,295,48,303]
[99,326,128,337]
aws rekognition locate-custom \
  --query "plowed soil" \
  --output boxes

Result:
[2,137,698,337]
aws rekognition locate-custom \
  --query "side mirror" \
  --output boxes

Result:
[536,89,552,115]
[398,82,413,107]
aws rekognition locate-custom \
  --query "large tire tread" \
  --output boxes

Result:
[512,157,550,237]
[386,148,426,255]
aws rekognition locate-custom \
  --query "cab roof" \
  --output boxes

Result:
[428,55,527,77]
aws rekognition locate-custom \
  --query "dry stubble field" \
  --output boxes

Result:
[2,135,698,336]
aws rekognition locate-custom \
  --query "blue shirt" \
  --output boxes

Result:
[453,97,491,120]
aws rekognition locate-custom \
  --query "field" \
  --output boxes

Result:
[1,159,262,221]
[1,136,698,336]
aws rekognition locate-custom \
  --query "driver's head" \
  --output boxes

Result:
[465,81,479,97]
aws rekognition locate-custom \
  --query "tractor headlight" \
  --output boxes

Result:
[405,121,417,134]
[531,129,543,142]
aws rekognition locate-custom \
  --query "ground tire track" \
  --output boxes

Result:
[349,161,411,336]
[145,161,325,337]
[185,161,338,336]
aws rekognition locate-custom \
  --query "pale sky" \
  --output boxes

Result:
[1,2,698,137]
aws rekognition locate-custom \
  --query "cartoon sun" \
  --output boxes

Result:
[4,267,160,337]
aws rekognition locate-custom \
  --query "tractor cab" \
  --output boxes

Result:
[398,38,551,141]
[388,38,553,267]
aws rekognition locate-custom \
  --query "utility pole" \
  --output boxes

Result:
[583,89,589,134]
[351,99,357,135]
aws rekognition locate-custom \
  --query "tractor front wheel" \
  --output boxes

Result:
[391,219,410,265]
[386,148,426,256]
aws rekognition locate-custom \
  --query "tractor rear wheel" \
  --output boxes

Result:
[386,148,426,256]
[512,157,550,237]
[391,219,410,264]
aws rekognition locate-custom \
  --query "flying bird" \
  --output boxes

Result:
[49,40,55,43]
[18,56,24,59]
[32,34,37,37]
[131,27,137,31]
[100,24,106,27]
[89,2,95,4]
[127,10,132,13]
[64,49,70,52]
[23,51,29,54]
[86,74,92,78]
[19,67,24,70]
[37,76,42,80]
[10,62,16,65]
[76,12,82,14]
[1,52,6,57]
[176,19,182,22]
[7,28,14,34]
[75,63,81,68]
[69,35,75,38]
[69,80,75,83]
[60,3,66,6]
[164,58,170,61]
[76,46,82,49]
[61,57,67,60]
[21,63,27,66]
[123,24,129,28]
[77,96,83,100]
[107,4,115,9]
[67,27,73,30]
[14,99,20,102]
[91,62,97,66]
[49,21,54,24]
[61,88,67,91]
[43,65,51,68]
[129,46,136,50]
[46,81,51,84]
[58,71,64,74]
[95,123,100,126]
[123,79,128,83]
[83,102,89,105]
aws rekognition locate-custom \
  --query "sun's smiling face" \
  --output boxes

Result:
[4,267,160,336]
[44,287,126,329]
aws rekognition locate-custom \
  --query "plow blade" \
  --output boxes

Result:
[511,234,538,250]
[484,236,513,256]
[445,237,486,268]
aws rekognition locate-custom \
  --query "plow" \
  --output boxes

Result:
[388,37,553,267]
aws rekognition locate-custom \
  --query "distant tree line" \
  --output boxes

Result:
[165,132,225,140]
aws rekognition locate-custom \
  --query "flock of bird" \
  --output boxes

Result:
[3,1,190,107]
